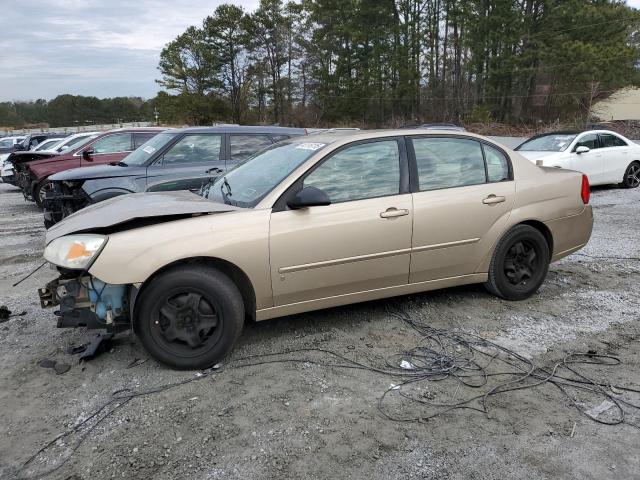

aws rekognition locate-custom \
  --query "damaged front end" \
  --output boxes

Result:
[43,181,91,227]
[39,270,131,332]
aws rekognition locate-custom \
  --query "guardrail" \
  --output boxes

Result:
[2,122,155,136]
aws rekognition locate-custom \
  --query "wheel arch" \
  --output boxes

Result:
[475,218,554,274]
[517,219,554,255]
[132,256,257,329]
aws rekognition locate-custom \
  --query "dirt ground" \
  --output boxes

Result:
[0,181,639,480]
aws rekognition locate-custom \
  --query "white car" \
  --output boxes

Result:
[516,130,640,188]
[39,131,100,154]
[32,137,64,152]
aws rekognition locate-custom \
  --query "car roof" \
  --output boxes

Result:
[526,129,626,139]
[296,128,495,145]
[166,125,306,134]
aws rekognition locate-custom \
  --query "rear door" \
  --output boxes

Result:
[226,134,275,170]
[81,132,133,166]
[145,133,224,192]
[569,133,603,183]
[599,133,630,183]
[408,136,515,283]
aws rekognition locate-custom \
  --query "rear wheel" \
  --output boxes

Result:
[485,225,550,301]
[621,161,640,189]
[135,266,244,370]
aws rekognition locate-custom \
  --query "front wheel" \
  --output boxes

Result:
[485,225,550,301]
[621,161,640,189]
[33,179,53,207]
[135,266,244,369]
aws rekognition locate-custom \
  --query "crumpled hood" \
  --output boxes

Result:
[46,190,240,243]
[8,150,58,165]
[50,164,147,181]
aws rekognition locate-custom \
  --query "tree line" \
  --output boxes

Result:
[156,0,640,127]
[3,0,639,130]
[0,95,154,129]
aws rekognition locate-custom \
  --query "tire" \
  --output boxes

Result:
[33,179,53,208]
[485,225,550,301]
[621,161,640,189]
[134,265,244,370]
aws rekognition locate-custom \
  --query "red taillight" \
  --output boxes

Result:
[581,174,590,204]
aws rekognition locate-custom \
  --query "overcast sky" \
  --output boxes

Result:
[0,0,637,102]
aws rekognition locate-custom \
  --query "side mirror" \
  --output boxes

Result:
[287,186,331,210]
[575,146,590,154]
[82,148,95,161]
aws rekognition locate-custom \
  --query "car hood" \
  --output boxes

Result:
[45,190,240,243]
[517,151,565,162]
[51,164,147,181]
[8,150,59,165]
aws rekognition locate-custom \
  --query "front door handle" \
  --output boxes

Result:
[206,167,223,174]
[380,208,409,218]
[482,195,506,205]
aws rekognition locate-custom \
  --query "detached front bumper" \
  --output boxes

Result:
[39,273,131,332]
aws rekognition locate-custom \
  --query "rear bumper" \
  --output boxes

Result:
[546,205,593,262]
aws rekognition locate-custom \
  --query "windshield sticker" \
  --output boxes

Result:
[295,143,326,151]
[143,145,156,154]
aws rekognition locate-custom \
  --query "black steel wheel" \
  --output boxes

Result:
[485,225,550,301]
[135,265,244,369]
[622,162,640,189]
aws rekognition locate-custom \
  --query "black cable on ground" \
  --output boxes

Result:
[16,305,640,479]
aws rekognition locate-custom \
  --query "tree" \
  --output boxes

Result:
[204,4,251,123]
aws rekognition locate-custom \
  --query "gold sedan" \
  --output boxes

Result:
[40,130,593,369]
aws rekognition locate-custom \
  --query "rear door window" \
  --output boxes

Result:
[134,132,158,149]
[229,134,273,161]
[412,137,486,191]
[599,134,627,148]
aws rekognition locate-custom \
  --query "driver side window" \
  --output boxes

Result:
[162,134,222,165]
[303,140,400,203]
[574,134,599,151]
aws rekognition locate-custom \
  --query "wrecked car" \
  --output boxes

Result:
[41,126,306,227]
[39,130,593,369]
[10,127,164,205]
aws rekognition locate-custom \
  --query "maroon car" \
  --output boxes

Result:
[11,127,165,205]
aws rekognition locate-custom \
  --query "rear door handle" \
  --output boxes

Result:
[206,167,223,174]
[380,208,409,218]
[483,195,506,205]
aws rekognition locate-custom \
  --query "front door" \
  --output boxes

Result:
[269,139,413,306]
[145,134,225,192]
[570,133,603,183]
[408,137,516,283]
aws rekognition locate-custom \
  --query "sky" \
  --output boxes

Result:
[0,0,258,102]
[0,0,637,102]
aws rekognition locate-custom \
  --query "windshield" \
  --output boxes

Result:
[516,134,576,152]
[121,132,177,166]
[207,141,327,208]
[0,139,13,148]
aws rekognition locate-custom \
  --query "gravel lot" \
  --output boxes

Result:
[0,181,639,480]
